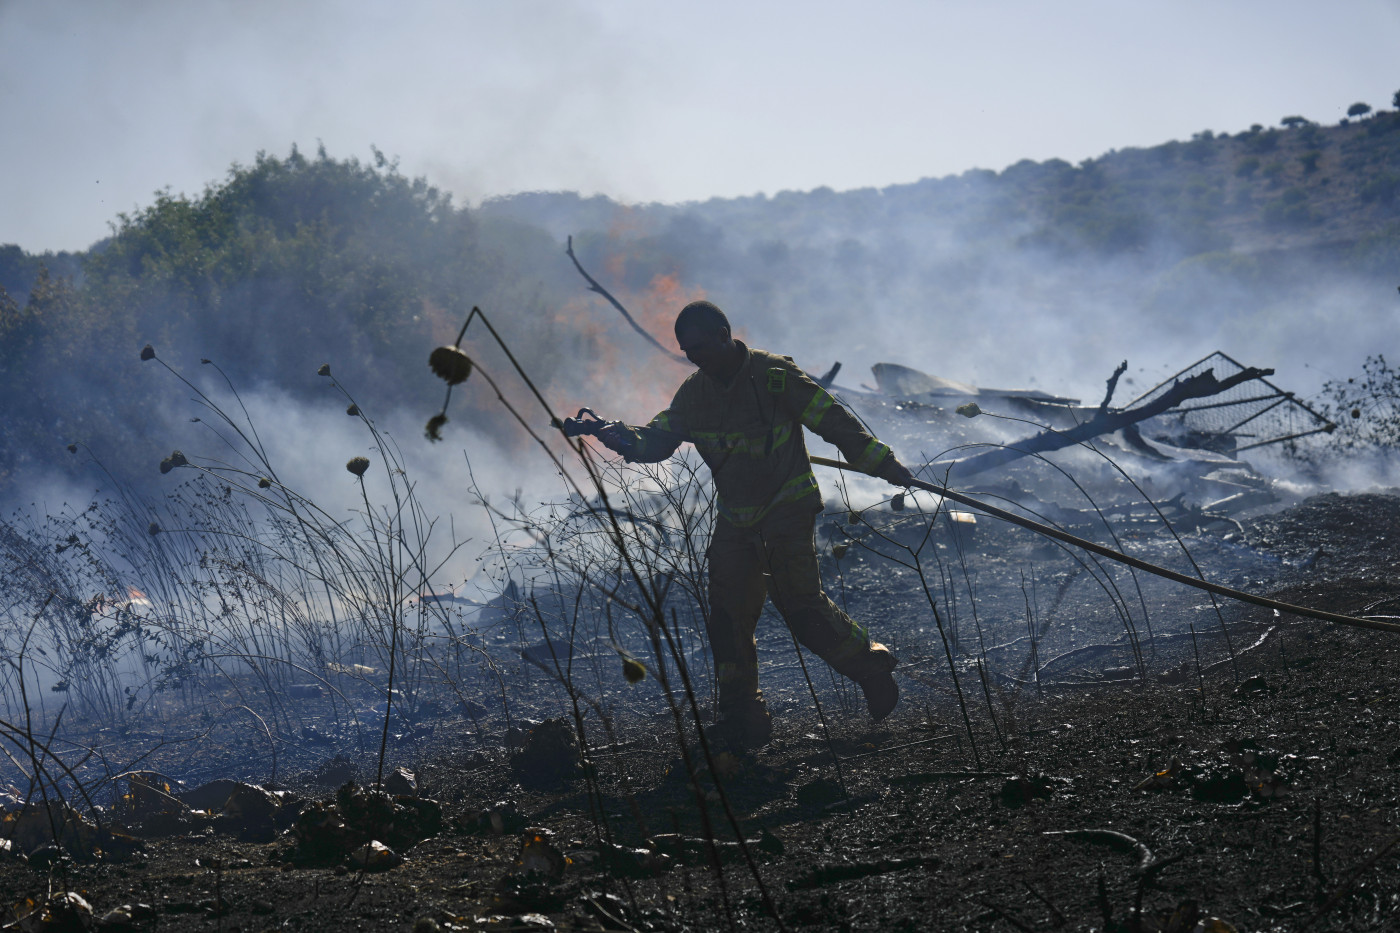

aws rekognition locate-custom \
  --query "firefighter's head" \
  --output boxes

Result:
[675,301,737,376]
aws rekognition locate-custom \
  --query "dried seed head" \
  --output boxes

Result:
[140,344,155,361]
[622,657,647,684]
[346,456,371,477]
[201,358,211,364]
[258,477,272,489]
[67,444,78,454]
[317,363,331,376]
[147,522,161,536]
[346,404,360,416]
[847,510,862,525]
[159,450,189,474]
[956,402,981,418]
[425,413,448,442]
[891,492,905,512]
[1352,408,1362,419]
[832,542,850,560]
[429,345,473,385]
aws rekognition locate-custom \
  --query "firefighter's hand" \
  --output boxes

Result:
[596,423,635,455]
[876,454,915,487]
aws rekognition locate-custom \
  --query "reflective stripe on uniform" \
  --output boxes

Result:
[800,389,834,430]
[716,661,745,684]
[692,422,794,459]
[826,618,871,665]
[854,438,891,473]
[717,470,819,527]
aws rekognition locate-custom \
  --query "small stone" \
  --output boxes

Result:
[347,840,399,870]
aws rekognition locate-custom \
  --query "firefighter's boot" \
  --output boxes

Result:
[858,643,899,722]
[706,699,773,752]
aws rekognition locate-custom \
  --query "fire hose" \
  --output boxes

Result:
[808,455,1400,636]
[560,405,1395,636]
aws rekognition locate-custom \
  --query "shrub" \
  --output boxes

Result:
[1359,174,1400,206]
[1262,188,1318,227]
[1244,130,1280,154]
[1316,355,1400,453]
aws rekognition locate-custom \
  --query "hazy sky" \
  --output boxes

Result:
[2,0,1397,252]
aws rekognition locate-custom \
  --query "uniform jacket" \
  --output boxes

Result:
[620,342,891,527]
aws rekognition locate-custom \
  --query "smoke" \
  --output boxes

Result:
[508,171,1395,440]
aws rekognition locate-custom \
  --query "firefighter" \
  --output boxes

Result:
[596,300,915,750]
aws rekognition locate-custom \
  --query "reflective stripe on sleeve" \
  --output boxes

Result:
[800,389,835,430]
[854,438,892,473]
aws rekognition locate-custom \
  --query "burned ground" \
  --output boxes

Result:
[3,491,1400,932]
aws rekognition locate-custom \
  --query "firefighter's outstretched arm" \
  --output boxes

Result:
[780,361,913,487]
[597,411,688,464]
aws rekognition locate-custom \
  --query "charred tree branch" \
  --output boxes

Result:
[1098,360,1128,414]
[948,366,1274,479]
[565,236,689,365]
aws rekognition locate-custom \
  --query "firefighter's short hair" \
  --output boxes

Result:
[674,301,730,338]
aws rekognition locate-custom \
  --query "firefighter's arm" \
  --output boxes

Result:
[873,452,916,487]
[599,410,687,464]
[782,362,896,475]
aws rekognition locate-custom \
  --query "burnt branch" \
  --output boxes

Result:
[1098,360,1128,414]
[948,365,1274,479]
[566,236,689,365]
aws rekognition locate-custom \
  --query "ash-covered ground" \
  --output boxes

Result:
[4,484,1399,932]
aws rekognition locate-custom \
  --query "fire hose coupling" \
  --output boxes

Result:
[559,408,633,452]
[558,407,608,436]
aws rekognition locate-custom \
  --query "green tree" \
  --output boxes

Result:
[1281,115,1311,129]
[1347,102,1372,120]
[1,148,577,487]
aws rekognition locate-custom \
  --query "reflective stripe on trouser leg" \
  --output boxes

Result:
[759,504,888,682]
[705,518,768,712]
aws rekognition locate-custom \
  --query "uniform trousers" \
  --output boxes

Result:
[705,499,888,713]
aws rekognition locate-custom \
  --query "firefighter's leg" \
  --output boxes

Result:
[704,518,773,746]
[761,504,899,720]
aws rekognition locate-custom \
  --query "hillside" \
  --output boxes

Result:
[2,104,1398,495]
[484,108,1400,267]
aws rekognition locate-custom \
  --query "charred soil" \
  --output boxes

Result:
[4,493,1400,932]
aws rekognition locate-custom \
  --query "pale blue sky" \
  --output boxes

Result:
[2,0,1397,251]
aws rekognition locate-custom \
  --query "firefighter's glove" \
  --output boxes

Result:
[596,423,637,455]
[876,454,916,488]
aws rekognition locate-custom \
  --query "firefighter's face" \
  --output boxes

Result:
[677,325,733,375]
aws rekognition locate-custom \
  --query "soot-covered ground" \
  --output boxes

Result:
[3,492,1399,932]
